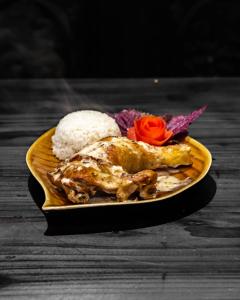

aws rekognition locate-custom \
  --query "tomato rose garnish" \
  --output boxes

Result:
[127,115,173,146]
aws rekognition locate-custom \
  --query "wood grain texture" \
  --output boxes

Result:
[0,78,240,299]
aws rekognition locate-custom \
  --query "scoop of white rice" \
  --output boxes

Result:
[52,110,121,160]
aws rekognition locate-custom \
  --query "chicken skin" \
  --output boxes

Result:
[48,137,192,204]
[78,137,192,173]
[48,156,157,203]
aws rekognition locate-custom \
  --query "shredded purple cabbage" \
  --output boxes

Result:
[110,109,143,135]
[167,105,207,136]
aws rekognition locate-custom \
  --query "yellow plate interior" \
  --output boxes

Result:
[26,128,212,211]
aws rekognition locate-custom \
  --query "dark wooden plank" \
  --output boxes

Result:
[0,78,240,299]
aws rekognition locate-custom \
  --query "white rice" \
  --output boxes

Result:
[52,110,121,160]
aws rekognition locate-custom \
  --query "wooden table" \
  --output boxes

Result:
[0,78,239,299]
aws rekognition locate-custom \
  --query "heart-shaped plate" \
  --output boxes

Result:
[26,128,212,211]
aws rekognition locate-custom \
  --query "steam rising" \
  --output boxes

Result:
[59,79,113,114]
[1,78,120,114]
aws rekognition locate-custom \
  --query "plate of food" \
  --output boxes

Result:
[26,106,212,211]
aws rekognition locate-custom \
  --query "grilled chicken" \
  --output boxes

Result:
[48,137,192,203]
[78,137,192,173]
[48,156,157,203]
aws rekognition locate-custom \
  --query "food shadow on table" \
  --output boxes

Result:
[28,174,216,235]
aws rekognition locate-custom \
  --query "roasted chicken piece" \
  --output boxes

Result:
[48,156,157,203]
[78,137,192,173]
[48,137,192,204]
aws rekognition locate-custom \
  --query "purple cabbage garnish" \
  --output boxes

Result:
[110,109,143,135]
[167,105,207,136]
[110,106,207,140]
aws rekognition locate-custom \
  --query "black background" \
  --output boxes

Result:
[1,0,240,78]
